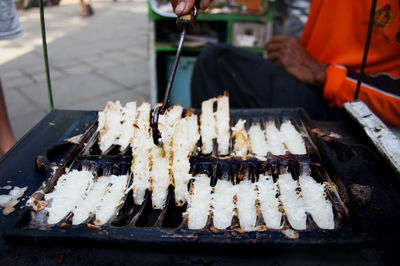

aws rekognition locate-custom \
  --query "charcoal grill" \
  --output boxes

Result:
[2,108,373,248]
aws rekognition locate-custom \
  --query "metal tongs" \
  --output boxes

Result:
[151,6,198,145]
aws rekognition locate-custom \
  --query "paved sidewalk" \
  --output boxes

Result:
[0,0,150,140]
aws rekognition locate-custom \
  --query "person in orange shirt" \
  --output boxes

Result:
[172,0,400,127]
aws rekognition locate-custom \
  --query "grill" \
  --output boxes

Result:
[3,108,373,248]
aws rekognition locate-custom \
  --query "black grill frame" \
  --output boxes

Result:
[4,108,372,247]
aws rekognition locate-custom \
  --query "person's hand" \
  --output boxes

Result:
[171,0,212,16]
[265,36,327,87]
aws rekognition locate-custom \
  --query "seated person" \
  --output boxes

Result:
[172,0,400,127]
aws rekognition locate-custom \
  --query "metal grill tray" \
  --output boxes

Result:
[5,108,371,247]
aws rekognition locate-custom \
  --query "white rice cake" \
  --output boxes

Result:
[278,173,307,230]
[299,175,334,230]
[150,146,170,209]
[135,102,151,132]
[97,101,124,153]
[200,98,217,154]
[115,101,138,151]
[236,180,257,230]
[185,113,200,154]
[131,144,151,205]
[257,175,282,229]
[158,105,184,187]
[212,179,237,229]
[172,114,200,205]
[131,102,153,205]
[232,119,248,157]
[97,101,138,152]
[94,174,129,225]
[280,121,306,155]
[187,175,212,229]
[44,170,93,224]
[248,123,269,157]
[171,150,191,205]
[72,175,110,225]
[215,95,230,155]
[173,114,200,153]
[158,105,183,156]
[265,121,286,156]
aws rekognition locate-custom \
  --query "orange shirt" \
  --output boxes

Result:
[301,0,400,126]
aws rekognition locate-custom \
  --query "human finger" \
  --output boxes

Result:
[265,36,289,52]
[267,35,292,45]
[199,0,212,10]
[171,0,196,15]
[267,50,283,67]
[265,42,281,53]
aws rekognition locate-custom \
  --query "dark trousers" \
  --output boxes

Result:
[190,44,342,120]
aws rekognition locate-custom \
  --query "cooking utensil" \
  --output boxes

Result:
[151,7,198,145]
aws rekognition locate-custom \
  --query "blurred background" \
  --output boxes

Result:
[0,0,308,140]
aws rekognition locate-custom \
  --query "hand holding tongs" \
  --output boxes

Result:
[151,6,198,145]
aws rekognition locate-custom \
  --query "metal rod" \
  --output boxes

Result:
[354,0,377,100]
[39,0,54,111]
[151,28,187,145]
[160,28,186,113]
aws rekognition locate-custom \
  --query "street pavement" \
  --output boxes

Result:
[0,0,150,140]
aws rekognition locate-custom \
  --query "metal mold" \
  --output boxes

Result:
[4,108,371,247]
